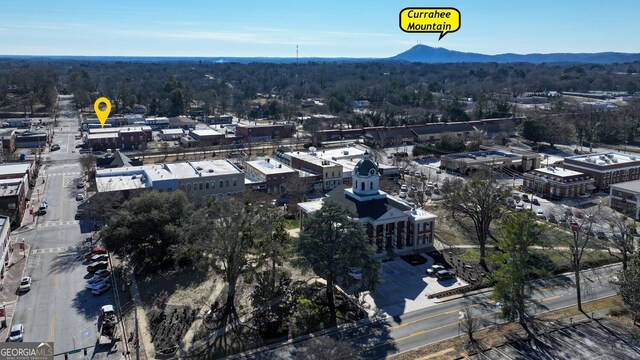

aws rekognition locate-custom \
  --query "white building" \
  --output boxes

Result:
[96,159,245,206]
[299,152,436,255]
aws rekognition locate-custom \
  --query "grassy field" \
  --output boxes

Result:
[456,246,619,274]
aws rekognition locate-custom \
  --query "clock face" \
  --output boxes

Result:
[369,169,376,175]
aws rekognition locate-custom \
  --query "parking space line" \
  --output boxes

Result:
[49,315,55,342]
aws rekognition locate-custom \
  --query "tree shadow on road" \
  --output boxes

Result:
[70,288,112,322]
[48,247,85,274]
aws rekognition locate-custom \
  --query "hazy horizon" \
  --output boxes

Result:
[1,0,639,57]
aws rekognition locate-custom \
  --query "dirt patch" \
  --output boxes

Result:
[149,305,197,355]
[136,267,214,308]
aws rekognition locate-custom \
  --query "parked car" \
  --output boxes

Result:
[50,144,60,151]
[532,198,540,206]
[400,184,408,192]
[535,210,546,219]
[76,193,85,201]
[90,254,109,262]
[436,269,456,281]
[18,276,31,292]
[91,282,112,295]
[547,214,557,224]
[87,277,110,289]
[521,194,530,202]
[558,219,569,228]
[515,203,524,211]
[87,261,109,273]
[436,169,442,174]
[75,143,84,148]
[578,193,590,199]
[77,182,85,189]
[93,269,111,278]
[7,324,24,342]
[426,264,445,276]
[399,192,407,198]
[83,248,107,260]
[347,267,363,280]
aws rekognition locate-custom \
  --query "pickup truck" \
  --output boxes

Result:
[98,305,118,345]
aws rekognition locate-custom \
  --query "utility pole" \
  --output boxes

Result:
[135,306,140,360]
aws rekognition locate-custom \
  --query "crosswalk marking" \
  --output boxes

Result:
[46,172,81,177]
[30,246,76,255]
[37,220,80,228]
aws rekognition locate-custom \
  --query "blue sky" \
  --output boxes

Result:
[1,0,638,57]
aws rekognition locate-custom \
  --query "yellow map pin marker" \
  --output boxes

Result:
[94,97,112,128]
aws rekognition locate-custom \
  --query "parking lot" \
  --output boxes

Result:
[363,254,468,317]
[510,190,637,244]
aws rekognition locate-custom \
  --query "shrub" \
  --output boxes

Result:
[609,305,629,317]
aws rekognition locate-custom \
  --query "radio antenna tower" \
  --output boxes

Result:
[296,45,299,63]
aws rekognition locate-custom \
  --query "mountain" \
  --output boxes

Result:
[391,45,640,64]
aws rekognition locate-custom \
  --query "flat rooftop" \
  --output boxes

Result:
[445,150,520,161]
[0,163,31,176]
[96,160,242,192]
[0,178,23,197]
[166,160,242,179]
[314,147,366,161]
[532,167,586,178]
[191,129,223,137]
[289,152,339,167]
[160,129,184,135]
[610,179,640,193]
[246,159,296,175]
[566,152,640,166]
[96,173,150,192]
[87,133,118,140]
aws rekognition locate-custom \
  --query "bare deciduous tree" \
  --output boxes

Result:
[440,170,509,268]
[604,211,637,271]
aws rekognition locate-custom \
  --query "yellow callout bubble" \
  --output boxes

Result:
[399,7,461,40]
[93,97,111,128]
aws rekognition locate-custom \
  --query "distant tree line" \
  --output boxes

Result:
[3,59,639,124]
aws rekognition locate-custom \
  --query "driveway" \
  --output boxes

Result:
[364,254,468,319]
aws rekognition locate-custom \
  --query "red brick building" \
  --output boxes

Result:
[564,152,640,190]
[236,123,294,141]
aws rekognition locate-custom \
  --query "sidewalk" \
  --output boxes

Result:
[15,169,49,233]
[0,241,30,340]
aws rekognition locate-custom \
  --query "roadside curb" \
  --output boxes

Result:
[433,261,622,303]
[389,294,617,359]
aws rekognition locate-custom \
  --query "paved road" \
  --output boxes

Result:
[11,95,117,358]
[237,263,621,359]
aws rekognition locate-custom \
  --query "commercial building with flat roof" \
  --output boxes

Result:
[244,158,297,195]
[441,147,541,176]
[0,162,34,187]
[0,175,28,225]
[523,167,595,199]
[609,180,640,219]
[563,152,640,190]
[96,159,244,206]
[288,150,342,191]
